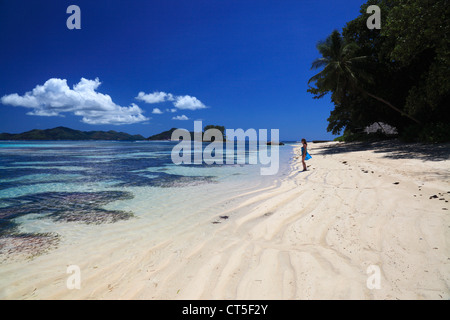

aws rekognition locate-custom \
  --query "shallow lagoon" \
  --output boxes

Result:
[0,141,294,260]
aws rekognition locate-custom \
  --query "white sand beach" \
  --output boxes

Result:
[1,141,449,300]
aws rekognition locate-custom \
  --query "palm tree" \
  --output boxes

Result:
[308,30,421,125]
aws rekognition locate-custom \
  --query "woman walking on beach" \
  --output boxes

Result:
[301,139,311,171]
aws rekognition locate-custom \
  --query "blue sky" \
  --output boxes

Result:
[0,0,366,140]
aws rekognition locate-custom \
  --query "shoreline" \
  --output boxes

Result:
[1,141,449,299]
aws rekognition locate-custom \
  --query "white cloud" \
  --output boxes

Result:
[166,108,177,113]
[137,91,207,111]
[152,108,163,114]
[1,78,149,125]
[172,115,189,121]
[174,95,207,110]
[136,91,174,104]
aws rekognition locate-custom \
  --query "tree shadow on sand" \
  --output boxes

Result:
[312,140,450,162]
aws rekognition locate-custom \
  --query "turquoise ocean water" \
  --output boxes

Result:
[0,141,295,258]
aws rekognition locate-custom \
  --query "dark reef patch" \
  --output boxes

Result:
[0,159,217,190]
[0,233,60,262]
[0,191,135,228]
[0,191,134,262]
[113,172,216,188]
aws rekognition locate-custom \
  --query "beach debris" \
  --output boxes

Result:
[212,215,230,224]
[393,182,400,185]
[212,216,230,224]
[429,195,439,199]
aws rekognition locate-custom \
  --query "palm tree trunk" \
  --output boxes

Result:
[360,88,422,125]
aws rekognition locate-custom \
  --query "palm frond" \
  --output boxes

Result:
[311,58,329,70]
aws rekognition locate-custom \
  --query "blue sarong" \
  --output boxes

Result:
[302,147,312,161]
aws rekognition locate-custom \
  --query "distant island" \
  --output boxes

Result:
[0,127,146,141]
[147,128,179,141]
[0,125,227,141]
[147,126,225,142]
[0,126,286,145]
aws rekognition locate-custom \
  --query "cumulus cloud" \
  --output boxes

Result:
[173,95,207,110]
[136,91,174,104]
[137,91,207,111]
[172,115,189,121]
[152,108,163,114]
[1,78,149,125]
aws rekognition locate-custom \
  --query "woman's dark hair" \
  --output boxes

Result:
[301,139,307,145]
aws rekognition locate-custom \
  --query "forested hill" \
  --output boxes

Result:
[0,124,227,141]
[0,127,146,141]
[147,128,179,141]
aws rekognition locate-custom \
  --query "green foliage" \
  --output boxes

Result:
[401,123,450,143]
[334,129,397,143]
[203,125,226,142]
[383,0,450,125]
[308,30,373,104]
[204,125,225,138]
[147,128,179,140]
[419,123,450,143]
[204,125,225,134]
[309,0,450,142]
